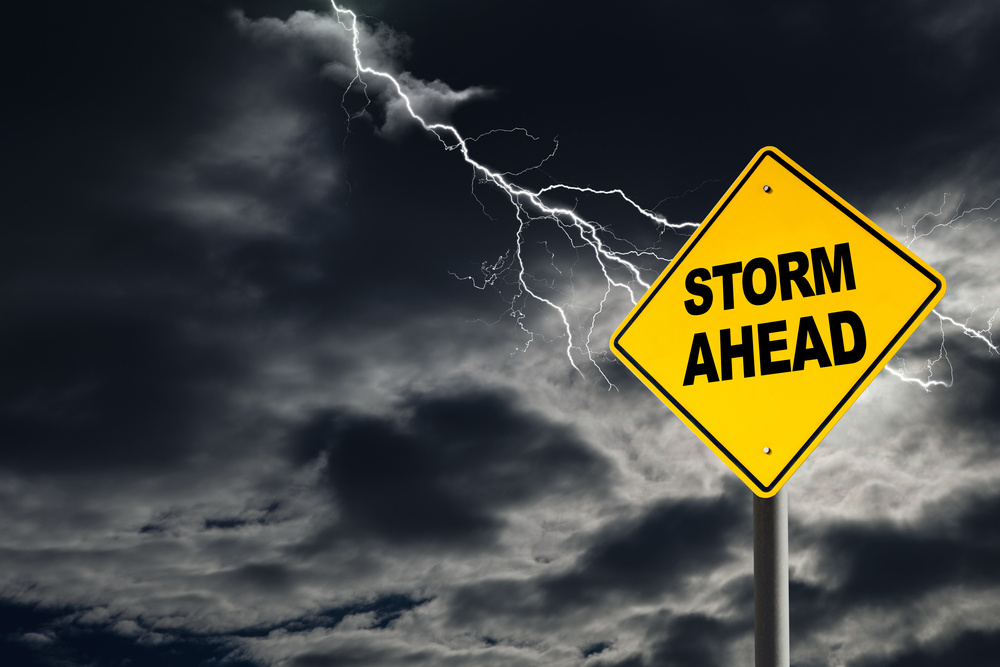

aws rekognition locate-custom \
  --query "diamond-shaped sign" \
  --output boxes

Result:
[611,147,946,497]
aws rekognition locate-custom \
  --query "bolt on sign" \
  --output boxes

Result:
[611,147,946,497]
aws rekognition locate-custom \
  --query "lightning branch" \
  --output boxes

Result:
[328,1,997,391]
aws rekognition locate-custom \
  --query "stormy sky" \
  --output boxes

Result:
[3,1,1000,666]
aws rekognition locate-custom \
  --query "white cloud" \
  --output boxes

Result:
[235,9,489,138]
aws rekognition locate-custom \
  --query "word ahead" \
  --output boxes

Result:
[610,147,945,497]
[682,244,864,385]
[684,311,865,385]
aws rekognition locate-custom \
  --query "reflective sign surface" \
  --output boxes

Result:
[612,147,946,497]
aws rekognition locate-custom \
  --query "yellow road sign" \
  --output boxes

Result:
[611,147,946,497]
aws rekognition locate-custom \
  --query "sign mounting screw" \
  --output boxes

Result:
[763,185,772,193]
[763,447,772,454]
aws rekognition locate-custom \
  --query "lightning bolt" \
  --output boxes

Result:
[330,1,696,386]
[886,195,1000,390]
[326,1,997,390]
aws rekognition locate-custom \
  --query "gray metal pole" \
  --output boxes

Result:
[754,488,789,667]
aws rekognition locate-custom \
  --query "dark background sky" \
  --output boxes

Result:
[3,1,1000,666]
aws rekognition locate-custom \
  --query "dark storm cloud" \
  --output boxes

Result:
[227,593,432,639]
[818,495,1000,605]
[596,613,749,667]
[288,645,422,667]
[541,487,746,604]
[298,595,433,634]
[781,490,1000,645]
[220,562,298,594]
[0,598,255,667]
[0,309,238,472]
[292,389,612,547]
[5,2,261,214]
[939,349,1000,431]
[0,2,344,475]
[850,628,1000,667]
[0,594,431,665]
[0,0,425,480]
[449,486,747,622]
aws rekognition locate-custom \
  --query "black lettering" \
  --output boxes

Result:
[720,325,756,381]
[829,310,866,365]
[683,332,720,385]
[778,251,816,301]
[758,320,791,375]
[792,315,832,371]
[684,268,713,315]
[711,262,742,310]
[812,243,856,295]
[743,257,777,306]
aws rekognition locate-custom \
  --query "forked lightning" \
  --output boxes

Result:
[328,1,996,391]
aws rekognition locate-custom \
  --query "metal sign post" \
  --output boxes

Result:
[754,488,789,667]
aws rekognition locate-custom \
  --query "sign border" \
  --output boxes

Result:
[612,147,946,496]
